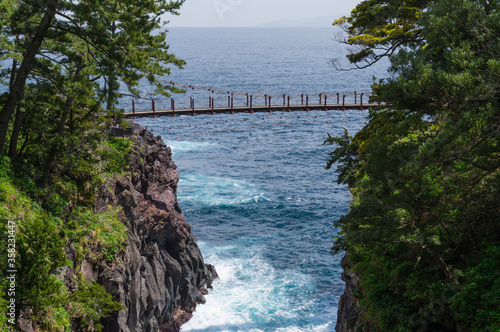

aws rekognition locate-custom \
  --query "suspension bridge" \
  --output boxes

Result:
[123,80,381,119]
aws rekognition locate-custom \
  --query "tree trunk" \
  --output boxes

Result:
[40,97,72,189]
[106,21,118,118]
[9,59,17,88]
[17,133,30,161]
[0,0,58,155]
[8,105,23,161]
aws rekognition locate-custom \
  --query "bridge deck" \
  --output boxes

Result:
[123,103,380,118]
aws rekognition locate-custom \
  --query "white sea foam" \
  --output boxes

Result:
[178,174,268,207]
[275,322,333,332]
[181,242,325,332]
[166,141,219,155]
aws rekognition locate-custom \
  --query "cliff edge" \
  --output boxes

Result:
[90,125,216,331]
[335,253,361,332]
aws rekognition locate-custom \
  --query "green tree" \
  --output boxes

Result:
[0,0,186,157]
[323,128,359,188]
[0,0,59,153]
[333,0,431,69]
[328,0,500,329]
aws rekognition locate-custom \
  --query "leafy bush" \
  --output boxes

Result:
[0,165,67,329]
[97,137,133,175]
[68,276,123,332]
[451,245,500,331]
[0,153,125,329]
[64,206,128,265]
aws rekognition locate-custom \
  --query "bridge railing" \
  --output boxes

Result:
[124,80,376,118]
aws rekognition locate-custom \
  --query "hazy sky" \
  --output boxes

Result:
[166,0,362,27]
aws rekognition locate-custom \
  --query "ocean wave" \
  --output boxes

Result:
[178,174,268,207]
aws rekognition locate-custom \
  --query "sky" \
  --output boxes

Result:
[166,0,362,27]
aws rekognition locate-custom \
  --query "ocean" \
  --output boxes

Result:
[133,27,388,332]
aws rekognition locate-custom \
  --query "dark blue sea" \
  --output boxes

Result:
[133,28,388,332]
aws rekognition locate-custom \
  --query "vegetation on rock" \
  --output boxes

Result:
[0,148,126,331]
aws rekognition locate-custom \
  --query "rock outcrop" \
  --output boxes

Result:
[93,125,217,332]
[335,253,361,332]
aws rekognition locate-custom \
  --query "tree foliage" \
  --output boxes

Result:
[68,276,123,332]
[324,128,359,187]
[0,0,185,159]
[333,0,431,69]
[0,152,127,329]
[328,0,500,329]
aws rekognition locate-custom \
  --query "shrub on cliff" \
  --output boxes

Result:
[0,135,129,330]
[67,275,123,331]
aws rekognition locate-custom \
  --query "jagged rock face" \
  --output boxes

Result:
[335,253,361,332]
[95,126,217,332]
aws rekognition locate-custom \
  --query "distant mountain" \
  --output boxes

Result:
[256,16,337,28]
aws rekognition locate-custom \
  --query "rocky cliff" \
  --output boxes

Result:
[335,253,361,332]
[90,125,216,331]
